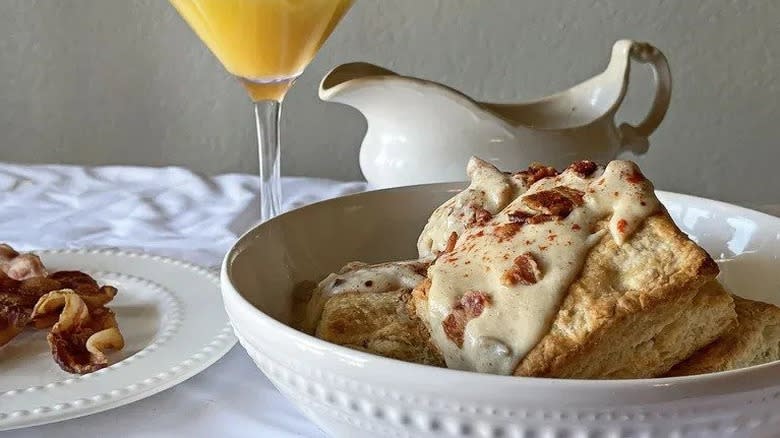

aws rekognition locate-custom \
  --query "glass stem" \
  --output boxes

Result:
[254,100,283,222]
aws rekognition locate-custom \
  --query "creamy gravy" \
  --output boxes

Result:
[417,157,528,258]
[422,160,659,374]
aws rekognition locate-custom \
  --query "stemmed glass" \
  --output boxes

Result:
[170,0,354,221]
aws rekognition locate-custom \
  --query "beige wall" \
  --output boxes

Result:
[0,0,777,203]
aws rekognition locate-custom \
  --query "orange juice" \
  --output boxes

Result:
[170,0,354,101]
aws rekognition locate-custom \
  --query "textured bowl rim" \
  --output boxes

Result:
[221,183,780,400]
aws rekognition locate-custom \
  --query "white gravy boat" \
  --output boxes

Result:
[320,40,671,188]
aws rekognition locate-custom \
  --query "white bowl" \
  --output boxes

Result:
[221,184,780,438]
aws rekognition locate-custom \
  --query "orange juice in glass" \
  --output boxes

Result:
[170,0,355,220]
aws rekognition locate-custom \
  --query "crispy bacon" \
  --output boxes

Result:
[471,207,493,227]
[443,232,458,253]
[0,244,48,281]
[514,164,559,186]
[555,186,585,205]
[493,223,521,241]
[32,290,124,374]
[508,210,558,225]
[501,253,542,286]
[442,291,491,348]
[522,186,585,218]
[626,167,647,184]
[0,248,119,350]
[507,210,532,225]
[0,245,123,374]
[47,271,117,309]
[568,160,599,177]
[442,314,464,347]
[0,244,18,259]
[1,270,120,347]
[0,272,60,346]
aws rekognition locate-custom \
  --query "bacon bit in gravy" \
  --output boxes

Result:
[547,234,557,241]
[472,207,493,227]
[507,210,532,224]
[364,280,373,287]
[461,291,491,315]
[626,168,646,184]
[501,253,542,286]
[508,210,559,225]
[443,232,458,253]
[442,291,492,347]
[514,163,559,186]
[493,223,521,241]
[527,214,556,224]
[571,223,582,231]
[569,160,599,177]
[555,186,585,205]
[617,219,628,233]
[640,201,647,206]
[522,186,585,218]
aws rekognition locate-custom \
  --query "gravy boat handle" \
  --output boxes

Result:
[619,42,672,154]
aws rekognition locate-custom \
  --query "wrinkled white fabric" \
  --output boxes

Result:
[0,163,366,266]
[1,162,366,438]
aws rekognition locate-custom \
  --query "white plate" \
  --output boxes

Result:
[0,249,236,431]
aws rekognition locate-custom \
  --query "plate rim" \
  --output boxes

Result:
[0,248,237,431]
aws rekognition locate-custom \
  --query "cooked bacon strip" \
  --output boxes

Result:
[514,164,559,186]
[470,206,493,227]
[0,268,118,347]
[493,223,521,242]
[47,271,117,310]
[522,186,586,218]
[0,272,60,346]
[0,305,26,346]
[442,291,492,348]
[568,160,599,177]
[501,253,542,286]
[32,290,124,374]
[0,244,18,261]
[0,244,48,281]
[443,232,458,253]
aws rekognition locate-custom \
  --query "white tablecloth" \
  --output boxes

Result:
[1,163,367,438]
